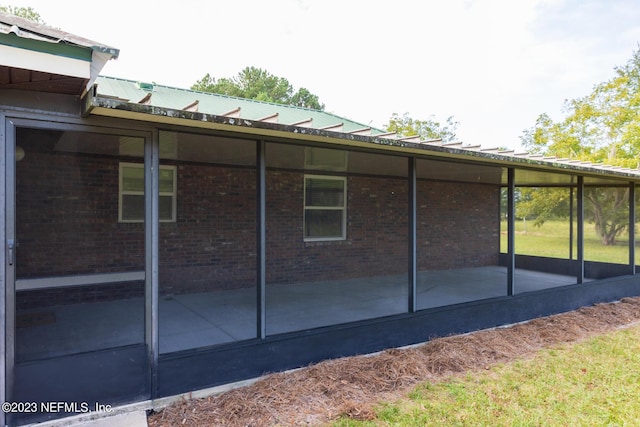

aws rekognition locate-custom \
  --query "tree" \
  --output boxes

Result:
[385,112,459,143]
[520,47,640,245]
[515,187,571,225]
[192,66,325,110]
[585,187,630,246]
[289,87,323,110]
[0,5,44,23]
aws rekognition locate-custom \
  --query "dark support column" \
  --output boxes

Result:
[577,176,585,284]
[629,183,636,275]
[507,168,515,296]
[408,157,417,313]
[145,131,159,397]
[569,187,574,260]
[257,141,267,339]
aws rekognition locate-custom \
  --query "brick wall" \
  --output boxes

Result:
[265,172,500,284]
[417,180,500,270]
[16,147,145,278]
[15,138,147,309]
[158,164,257,294]
[266,171,409,283]
[16,147,500,308]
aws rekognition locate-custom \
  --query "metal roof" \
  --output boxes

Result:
[86,77,640,184]
[95,76,384,135]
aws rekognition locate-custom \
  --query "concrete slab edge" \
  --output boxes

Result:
[22,376,264,427]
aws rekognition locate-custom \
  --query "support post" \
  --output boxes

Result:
[507,168,515,296]
[577,176,585,284]
[569,187,574,260]
[408,157,417,313]
[629,183,636,275]
[257,141,267,339]
[145,130,159,398]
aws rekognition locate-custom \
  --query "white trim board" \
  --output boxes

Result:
[0,44,89,79]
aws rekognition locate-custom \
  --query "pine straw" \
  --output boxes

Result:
[148,296,640,427]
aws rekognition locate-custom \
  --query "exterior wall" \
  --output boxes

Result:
[15,137,146,309]
[417,180,500,270]
[16,142,145,279]
[266,171,410,284]
[17,148,501,307]
[266,173,500,285]
[159,163,257,294]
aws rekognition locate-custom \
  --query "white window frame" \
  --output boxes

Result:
[119,162,177,223]
[303,175,347,242]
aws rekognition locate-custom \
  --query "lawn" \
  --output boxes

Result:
[331,323,640,426]
[499,219,638,265]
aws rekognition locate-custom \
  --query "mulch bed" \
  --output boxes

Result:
[148,296,640,426]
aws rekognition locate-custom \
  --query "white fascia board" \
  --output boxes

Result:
[87,50,114,93]
[0,44,90,78]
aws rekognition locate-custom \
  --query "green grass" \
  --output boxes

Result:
[331,325,640,427]
[499,219,637,264]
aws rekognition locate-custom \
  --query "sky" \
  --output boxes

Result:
[5,0,640,149]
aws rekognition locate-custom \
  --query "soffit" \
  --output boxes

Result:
[0,64,87,94]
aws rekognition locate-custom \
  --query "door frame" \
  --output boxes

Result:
[1,113,9,427]
[3,117,157,422]
[4,117,16,423]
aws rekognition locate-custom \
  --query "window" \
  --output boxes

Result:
[304,175,346,241]
[119,163,177,222]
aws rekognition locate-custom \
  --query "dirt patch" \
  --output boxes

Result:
[148,296,640,426]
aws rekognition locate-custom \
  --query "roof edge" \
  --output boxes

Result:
[82,92,640,182]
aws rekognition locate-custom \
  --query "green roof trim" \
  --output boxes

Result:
[0,31,92,61]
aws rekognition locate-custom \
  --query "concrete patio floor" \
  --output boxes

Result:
[16,266,584,362]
